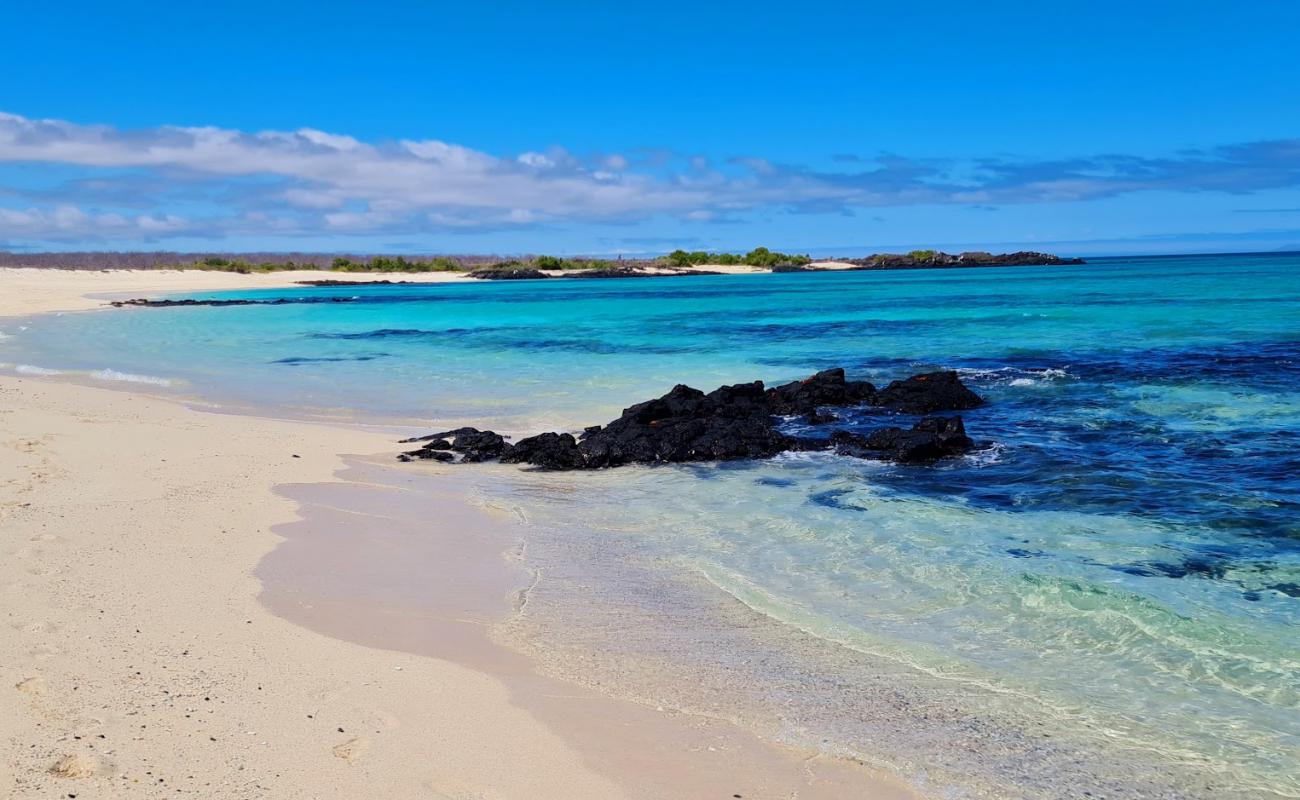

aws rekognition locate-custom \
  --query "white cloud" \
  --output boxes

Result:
[133,214,186,232]
[516,152,555,169]
[1,110,1297,244]
[0,112,707,222]
[0,202,190,240]
[281,188,346,209]
[295,128,362,151]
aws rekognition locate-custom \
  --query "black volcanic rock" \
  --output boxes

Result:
[875,371,984,413]
[295,279,412,286]
[765,368,876,414]
[981,251,1085,266]
[830,416,974,463]
[567,267,724,278]
[113,298,261,307]
[398,427,511,462]
[847,251,1084,270]
[549,380,791,468]
[805,410,839,425]
[111,293,377,306]
[500,432,586,469]
[400,449,455,463]
[398,368,984,470]
[111,296,363,307]
[577,405,793,467]
[399,426,482,443]
[567,267,657,278]
[469,266,550,280]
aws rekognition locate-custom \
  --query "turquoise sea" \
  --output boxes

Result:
[4,253,1298,798]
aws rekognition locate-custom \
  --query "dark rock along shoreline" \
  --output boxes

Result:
[110,296,365,308]
[101,251,1087,306]
[398,368,985,469]
[845,250,1084,270]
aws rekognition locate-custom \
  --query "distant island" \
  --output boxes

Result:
[0,247,1084,278]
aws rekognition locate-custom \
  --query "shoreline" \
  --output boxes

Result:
[0,269,920,797]
[0,255,1078,316]
[0,264,827,319]
[264,456,920,798]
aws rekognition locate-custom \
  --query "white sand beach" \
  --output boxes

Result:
[0,268,915,799]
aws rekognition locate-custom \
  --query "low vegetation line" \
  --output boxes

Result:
[0,248,1083,274]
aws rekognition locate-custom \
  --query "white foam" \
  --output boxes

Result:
[964,441,1008,466]
[90,368,173,387]
[768,450,836,465]
[14,364,63,376]
[958,366,1074,386]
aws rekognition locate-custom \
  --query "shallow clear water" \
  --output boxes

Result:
[4,254,1298,796]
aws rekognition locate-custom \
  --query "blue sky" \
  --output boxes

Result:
[2,0,1299,256]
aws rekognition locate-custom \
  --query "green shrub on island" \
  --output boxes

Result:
[665,247,812,268]
[527,255,621,271]
[532,255,566,270]
[743,247,812,268]
[666,250,744,266]
[330,256,463,272]
[190,259,308,273]
[153,248,815,274]
[184,256,468,273]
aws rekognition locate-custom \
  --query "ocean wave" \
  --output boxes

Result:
[14,364,64,376]
[957,365,1074,386]
[90,368,173,387]
[768,449,838,464]
[768,449,892,471]
[963,441,1009,466]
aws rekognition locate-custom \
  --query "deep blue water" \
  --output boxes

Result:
[3,253,1298,796]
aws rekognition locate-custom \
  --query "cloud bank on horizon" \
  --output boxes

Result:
[2,110,1300,254]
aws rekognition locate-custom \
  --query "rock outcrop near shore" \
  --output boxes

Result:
[875,371,985,412]
[468,265,551,280]
[568,267,723,279]
[294,279,414,286]
[110,296,365,307]
[469,265,724,280]
[846,251,1085,270]
[399,368,983,470]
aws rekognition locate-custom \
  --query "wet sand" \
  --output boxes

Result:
[263,458,918,799]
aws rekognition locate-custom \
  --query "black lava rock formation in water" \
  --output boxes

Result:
[110,296,364,307]
[398,368,984,469]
